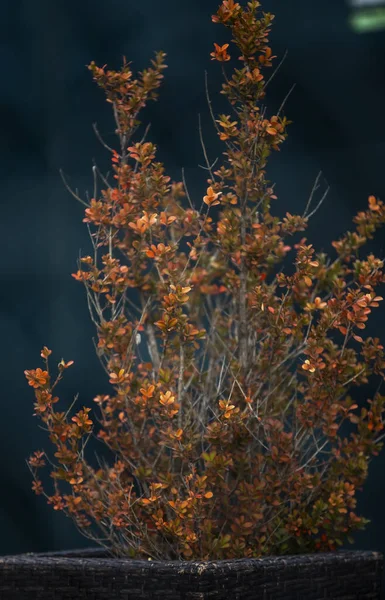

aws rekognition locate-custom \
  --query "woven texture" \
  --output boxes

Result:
[0,547,383,599]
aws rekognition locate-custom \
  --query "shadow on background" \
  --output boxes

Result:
[1,0,385,555]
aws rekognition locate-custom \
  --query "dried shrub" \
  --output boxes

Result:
[25,0,385,560]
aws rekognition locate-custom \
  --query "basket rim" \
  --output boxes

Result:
[0,547,383,574]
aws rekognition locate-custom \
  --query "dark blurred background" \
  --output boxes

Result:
[2,0,385,556]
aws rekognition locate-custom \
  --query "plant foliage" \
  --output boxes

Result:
[25,0,385,560]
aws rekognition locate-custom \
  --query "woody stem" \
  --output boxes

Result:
[239,206,248,374]
[178,343,185,429]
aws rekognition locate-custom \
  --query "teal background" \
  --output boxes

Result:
[1,0,385,556]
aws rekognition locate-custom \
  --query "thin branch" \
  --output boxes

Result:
[92,122,116,154]
[181,168,195,210]
[204,70,222,136]
[197,113,218,182]
[178,344,185,429]
[302,170,323,219]
[264,49,288,91]
[59,170,89,207]
[277,83,296,118]
[306,185,330,220]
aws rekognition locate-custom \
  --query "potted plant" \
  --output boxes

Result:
[1,0,384,598]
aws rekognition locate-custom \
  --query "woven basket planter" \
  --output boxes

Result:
[0,547,383,599]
